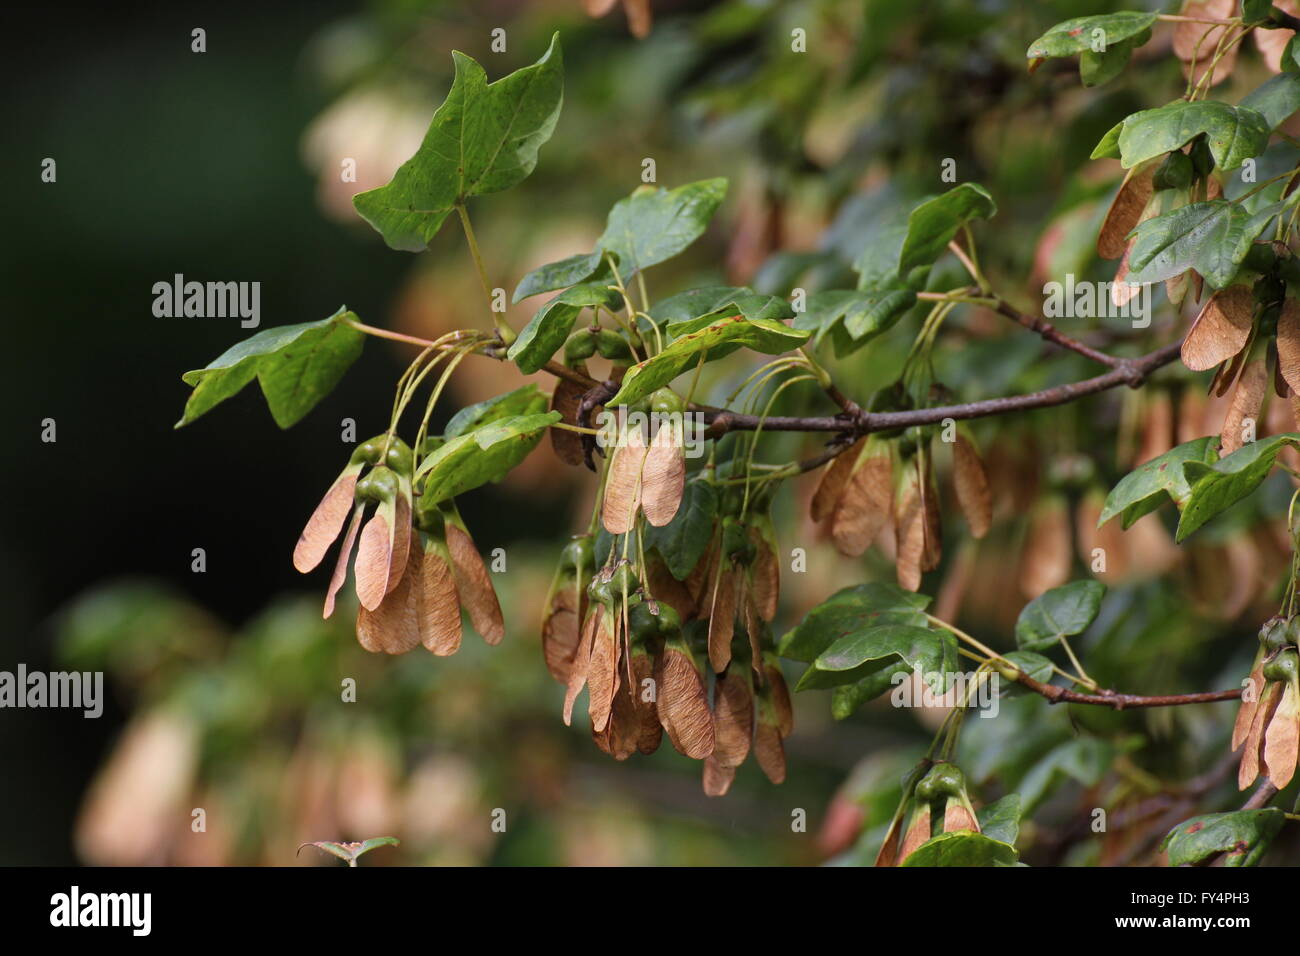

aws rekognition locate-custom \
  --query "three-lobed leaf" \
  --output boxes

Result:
[1098,436,1219,529]
[1177,433,1300,541]
[354,35,564,251]
[1125,200,1277,289]
[177,307,364,429]
[1100,100,1270,171]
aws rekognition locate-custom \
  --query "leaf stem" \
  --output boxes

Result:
[455,202,515,346]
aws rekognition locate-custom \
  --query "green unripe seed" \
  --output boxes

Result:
[356,465,399,503]
[596,329,634,363]
[916,761,967,801]
[560,535,595,575]
[1263,647,1299,684]
[564,331,597,364]
[1260,617,1289,652]
[1188,136,1215,178]
[648,387,684,417]
[1153,151,1193,191]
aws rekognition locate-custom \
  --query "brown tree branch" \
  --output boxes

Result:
[1012,672,1242,710]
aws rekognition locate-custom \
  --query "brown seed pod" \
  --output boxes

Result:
[445,522,504,644]
[898,805,932,863]
[1110,249,1141,310]
[594,676,639,761]
[563,608,599,726]
[324,504,364,619]
[702,755,736,797]
[1240,681,1282,789]
[388,487,412,594]
[1183,286,1253,372]
[952,432,991,539]
[811,439,862,523]
[1097,163,1156,260]
[874,815,904,867]
[657,645,715,759]
[1220,355,1269,455]
[354,511,394,612]
[542,586,582,683]
[356,546,423,655]
[712,666,754,770]
[1263,682,1300,789]
[749,522,780,621]
[765,661,794,738]
[1233,664,1266,751]
[943,801,980,834]
[831,439,893,556]
[894,464,927,592]
[549,377,588,466]
[753,713,786,784]
[417,539,463,656]
[294,467,361,573]
[707,567,738,672]
[601,426,647,534]
[640,420,685,527]
[1276,300,1300,395]
[587,612,619,733]
[630,647,662,755]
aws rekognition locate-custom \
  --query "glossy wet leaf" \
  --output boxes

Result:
[512,250,611,303]
[507,282,623,374]
[1241,73,1300,130]
[1026,12,1158,58]
[1125,200,1275,289]
[1015,580,1105,651]
[1079,36,1142,87]
[898,183,997,274]
[1176,433,1300,541]
[416,411,560,506]
[976,794,1022,847]
[1109,100,1270,171]
[605,314,809,408]
[353,36,563,250]
[1161,809,1283,867]
[779,582,930,663]
[650,286,794,328]
[899,831,1020,867]
[794,288,916,351]
[177,308,364,428]
[444,385,547,437]
[596,178,728,276]
[1098,436,1220,529]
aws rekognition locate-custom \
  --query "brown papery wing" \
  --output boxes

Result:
[446,523,504,644]
[294,469,360,573]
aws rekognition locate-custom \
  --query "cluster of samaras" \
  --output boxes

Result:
[543,416,792,796]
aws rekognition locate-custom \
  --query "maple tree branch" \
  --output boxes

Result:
[1012,673,1242,710]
